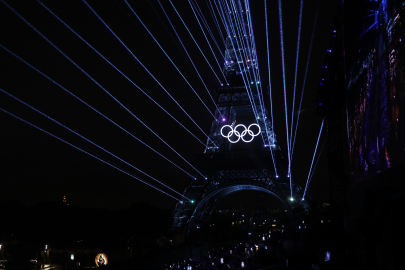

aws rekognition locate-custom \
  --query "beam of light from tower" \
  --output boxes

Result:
[120,0,218,118]
[0,44,196,179]
[0,88,190,201]
[38,0,212,147]
[0,107,186,202]
[206,0,226,46]
[2,1,206,178]
[291,0,320,161]
[156,0,222,118]
[264,0,278,176]
[169,0,224,85]
[290,0,304,159]
[307,138,326,190]
[303,119,324,199]
[278,0,292,195]
[191,0,224,60]
[213,0,229,44]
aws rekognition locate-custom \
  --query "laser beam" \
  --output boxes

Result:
[303,119,324,198]
[290,0,304,158]
[278,0,292,196]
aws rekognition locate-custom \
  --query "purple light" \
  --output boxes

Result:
[333,30,336,33]
[222,118,226,122]
[319,103,322,106]
[320,82,323,85]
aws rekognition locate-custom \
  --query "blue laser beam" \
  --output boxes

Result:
[0,88,190,201]
[191,0,224,60]
[1,0,207,177]
[303,119,324,198]
[156,0,222,118]
[121,0,217,119]
[265,0,278,176]
[307,138,326,191]
[213,0,229,43]
[290,0,304,158]
[169,0,224,85]
[278,0,292,198]
[0,107,185,202]
[206,0,226,46]
[291,0,320,161]
[0,44,195,179]
[37,0,209,148]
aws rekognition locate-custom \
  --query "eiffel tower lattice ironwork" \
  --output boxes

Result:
[172,1,304,231]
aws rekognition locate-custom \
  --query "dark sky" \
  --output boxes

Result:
[0,0,338,210]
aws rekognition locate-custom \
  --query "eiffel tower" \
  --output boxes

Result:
[172,2,304,231]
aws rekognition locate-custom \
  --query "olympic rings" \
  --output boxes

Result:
[220,123,261,143]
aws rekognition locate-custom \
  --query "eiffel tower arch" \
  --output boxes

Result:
[172,3,304,232]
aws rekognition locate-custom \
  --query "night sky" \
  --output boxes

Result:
[0,0,339,210]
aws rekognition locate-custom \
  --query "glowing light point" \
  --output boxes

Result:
[205,177,207,180]
[301,198,305,201]
[251,81,254,84]
[222,118,226,122]
[190,200,195,203]
[290,197,294,201]
[276,175,279,178]
[257,81,260,84]
[221,84,223,86]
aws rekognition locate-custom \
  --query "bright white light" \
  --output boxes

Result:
[71,254,74,260]
[220,124,260,143]
[45,245,47,250]
[290,197,294,201]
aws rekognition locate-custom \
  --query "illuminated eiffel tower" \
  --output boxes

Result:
[172,0,303,231]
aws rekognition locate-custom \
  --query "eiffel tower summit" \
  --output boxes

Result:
[172,3,304,232]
